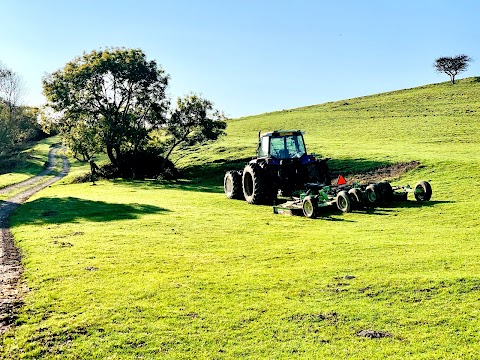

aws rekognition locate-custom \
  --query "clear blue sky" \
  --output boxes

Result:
[1,0,479,118]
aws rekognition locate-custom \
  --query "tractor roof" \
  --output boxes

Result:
[260,130,304,137]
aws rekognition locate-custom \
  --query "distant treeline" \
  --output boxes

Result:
[0,61,48,161]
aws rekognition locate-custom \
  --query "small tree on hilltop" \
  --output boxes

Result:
[434,54,472,84]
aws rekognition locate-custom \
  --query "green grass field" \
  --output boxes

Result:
[1,78,480,358]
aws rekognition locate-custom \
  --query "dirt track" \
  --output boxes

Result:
[0,147,69,333]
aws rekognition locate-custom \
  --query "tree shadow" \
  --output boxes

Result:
[110,178,224,194]
[10,197,170,225]
[144,157,392,195]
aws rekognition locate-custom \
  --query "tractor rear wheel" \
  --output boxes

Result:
[336,191,351,213]
[224,170,243,199]
[414,181,432,202]
[302,196,318,218]
[242,164,271,204]
[306,161,331,185]
[348,188,365,209]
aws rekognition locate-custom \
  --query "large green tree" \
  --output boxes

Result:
[42,48,170,166]
[43,48,227,178]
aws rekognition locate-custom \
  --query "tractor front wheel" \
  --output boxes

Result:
[224,170,243,199]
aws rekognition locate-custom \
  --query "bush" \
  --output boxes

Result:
[72,151,179,183]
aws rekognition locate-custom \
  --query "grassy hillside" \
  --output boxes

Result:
[179,77,480,165]
[2,78,480,358]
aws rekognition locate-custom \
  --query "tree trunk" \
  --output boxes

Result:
[160,141,180,174]
[107,145,119,165]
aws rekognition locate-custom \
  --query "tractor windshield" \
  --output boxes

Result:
[269,134,306,159]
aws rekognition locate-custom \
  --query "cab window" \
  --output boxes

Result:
[258,136,270,157]
[270,135,306,159]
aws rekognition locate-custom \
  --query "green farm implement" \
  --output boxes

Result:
[273,179,432,218]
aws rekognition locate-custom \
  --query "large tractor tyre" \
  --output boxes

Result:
[306,161,331,185]
[414,181,432,202]
[377,181,393,205]
[336,191,352,213]
[224,170,243,200]
[365,184,379,206]
[348,188,365,210]
[302,196,318,218]
[242,164,272,205]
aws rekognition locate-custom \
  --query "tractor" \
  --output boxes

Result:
[223,130,331,204]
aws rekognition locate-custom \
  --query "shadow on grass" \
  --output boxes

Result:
[316,214,356,222]
[291,200,452,221]
[100,157,416,201]
[110,178,224,194]
[354,200,453,216]
[135,157,393,195]
[11,197,170,225]
[385,200,453,209]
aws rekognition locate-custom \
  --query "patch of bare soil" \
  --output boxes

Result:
[0,226,24,331]
[356,329,393,339]
[335,161,421,185]
[0,147,69,333]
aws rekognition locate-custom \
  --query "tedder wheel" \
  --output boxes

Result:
[414,181,432,202]
[348,188,365,209]
[336,191,351,213]
[365,184,378,206]
[242,164,272,205]
[302,196,318,218]
[377,181,393,205]
[224,170,243,199]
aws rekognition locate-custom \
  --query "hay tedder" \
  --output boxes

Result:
[223,130,432,218]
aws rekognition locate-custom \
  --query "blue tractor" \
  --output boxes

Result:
[224,130,331,204]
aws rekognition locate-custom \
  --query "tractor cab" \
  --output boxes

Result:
[257,130,307,160]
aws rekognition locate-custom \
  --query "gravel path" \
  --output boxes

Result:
[0,147,69,333]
